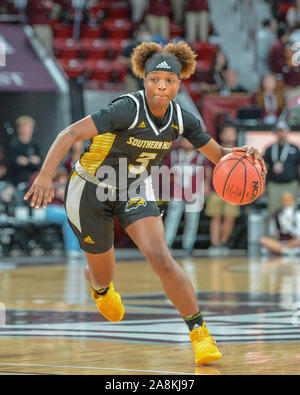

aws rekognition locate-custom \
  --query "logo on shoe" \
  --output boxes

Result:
[125,197,147,212]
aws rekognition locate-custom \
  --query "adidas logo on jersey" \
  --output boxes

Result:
[156,61,171,69]
[84,235,95,244]
[138,121,146,128]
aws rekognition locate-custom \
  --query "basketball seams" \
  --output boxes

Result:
[213,158,243,178]
[213,153,263,205]
[239,160,247,205]
[221,156,245,199]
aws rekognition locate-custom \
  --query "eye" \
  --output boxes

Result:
[151,77,158,83]
[168,79,175,84]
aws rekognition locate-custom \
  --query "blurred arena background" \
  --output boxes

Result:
[1,0,300,377]
[0,0,299,261]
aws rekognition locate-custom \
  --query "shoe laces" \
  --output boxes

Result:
[194,323,217,346]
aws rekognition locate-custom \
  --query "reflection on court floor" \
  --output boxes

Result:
[0,255,299,375]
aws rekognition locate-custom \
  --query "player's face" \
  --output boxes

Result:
[144,71,181,106]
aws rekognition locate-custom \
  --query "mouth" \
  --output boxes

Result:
[154,94,169,99]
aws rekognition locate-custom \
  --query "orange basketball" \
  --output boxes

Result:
[212,152,265,205]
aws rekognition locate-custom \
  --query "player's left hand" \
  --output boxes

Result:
[232,145,267,175]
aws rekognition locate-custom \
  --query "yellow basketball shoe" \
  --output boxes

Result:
[190,323,222,365]
[91,283,124,322]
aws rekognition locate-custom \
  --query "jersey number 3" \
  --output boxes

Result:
[128,152,158,175]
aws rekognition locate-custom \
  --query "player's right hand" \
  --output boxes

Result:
[24,172,55,209]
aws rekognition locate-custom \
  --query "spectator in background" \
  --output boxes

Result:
[286,0,300,30]
[185,0,210,43]
[9,116,41,187]
[256,18,277,78]
[199,49,228,93]
[219,69,248,95]
[171,0,185,24]
[204,125,240,256]
[129,0,148,25]
[63,141,84,175]
[146,0,171,41]
[29,167,81,258]
[26,0,54,54]
[163,138,205,256]
[268,24,289,75]
[118,25,152,92]
[260,193,300,256]
[263,121,300,215]
[255,73,285,125]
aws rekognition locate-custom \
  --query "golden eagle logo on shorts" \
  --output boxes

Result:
[125,197,147,212]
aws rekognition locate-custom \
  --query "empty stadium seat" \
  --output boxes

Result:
[89,1,110,18]
[52,23,73,39]
[103,18,132,40]
[107,1,130,19]
[111,60,127,83]
[58,58,85,78]
[82,39,109,60]
[107,38,130,59]
[84,59,112,82]
[191,42,219,61]
[81,25,103,39]
[279,2,294,21]
[170,22,184,39]
[54,38,82,59]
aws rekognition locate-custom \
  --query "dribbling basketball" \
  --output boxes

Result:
[213,152,266,205]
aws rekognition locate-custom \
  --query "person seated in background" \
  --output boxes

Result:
[260,193,300,256]
[63,140,84,175]
[28,167,81,258]
[204,125,240,256]
[199,49,228,93]
[219,69,248,95]
[254,73,285,125]
[9,116,41,187]
[163,137,205,257]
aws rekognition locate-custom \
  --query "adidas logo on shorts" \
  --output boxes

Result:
[156,61,171,69]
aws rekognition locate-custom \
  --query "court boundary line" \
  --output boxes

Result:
[0,362,193,375]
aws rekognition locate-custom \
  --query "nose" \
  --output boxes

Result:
[158,79,166,90]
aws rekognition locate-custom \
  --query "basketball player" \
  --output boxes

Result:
[24,41,266,365]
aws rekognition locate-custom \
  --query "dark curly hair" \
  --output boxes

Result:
[131,41,197,80]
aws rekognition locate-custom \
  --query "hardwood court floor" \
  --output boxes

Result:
[0,254,300,375]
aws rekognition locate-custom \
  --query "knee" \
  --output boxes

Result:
[145,247,174,276]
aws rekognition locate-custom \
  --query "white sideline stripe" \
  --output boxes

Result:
[0,362,192,375]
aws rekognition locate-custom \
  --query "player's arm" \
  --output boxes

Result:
[24,116,98,209]
[198,139,267,174]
